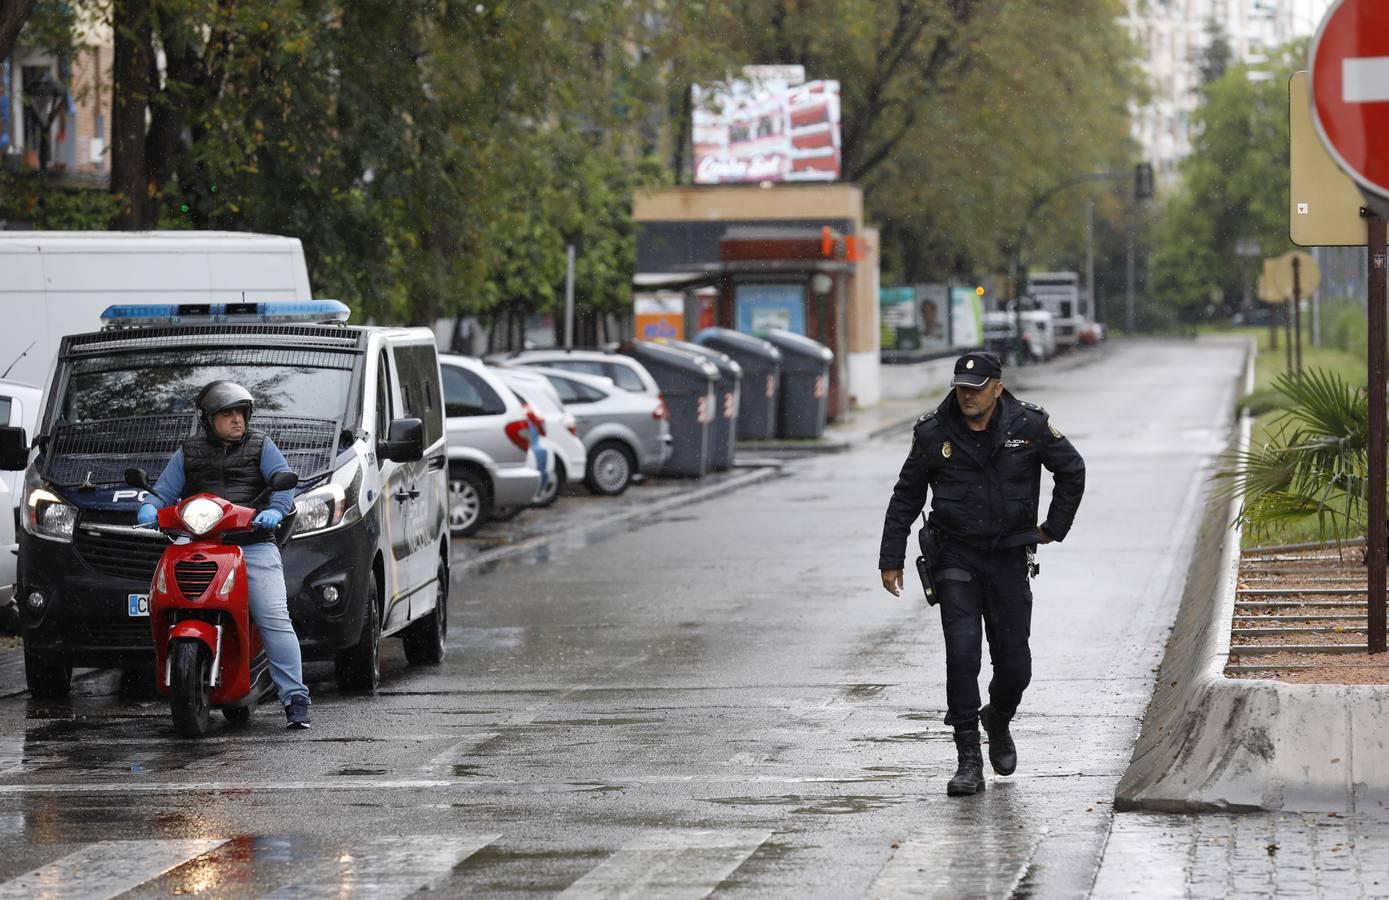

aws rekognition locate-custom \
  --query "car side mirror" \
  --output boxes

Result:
[124,467,152,491]
[269,470,299,492]
[0,427,29,471]
[379,417,424,463]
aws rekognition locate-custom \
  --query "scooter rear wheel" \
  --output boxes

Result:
[169,639,213,738]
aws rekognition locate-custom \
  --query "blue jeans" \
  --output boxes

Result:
[243,543,309,705]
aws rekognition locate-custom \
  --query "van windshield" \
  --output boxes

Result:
[56,352,352,425]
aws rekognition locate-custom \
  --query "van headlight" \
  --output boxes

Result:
[23,471,76,543]
[291,459,362,537]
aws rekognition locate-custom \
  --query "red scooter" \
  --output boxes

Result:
[125,467,298,738]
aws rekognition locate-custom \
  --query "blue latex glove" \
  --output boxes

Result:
[137,504,159,527]
[252,509,284,530]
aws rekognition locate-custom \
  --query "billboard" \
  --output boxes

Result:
[692,73,841,185]
[634,292,685,341]
[735,283,805,335]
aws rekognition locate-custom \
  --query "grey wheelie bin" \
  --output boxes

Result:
[618,341,718,477]
[662,340,742,471]
[763,329,833,439]
[694,327,781,440]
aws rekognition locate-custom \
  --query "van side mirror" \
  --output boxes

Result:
[379,417,424,463]
[269,470,299,492]
[124,467,152,491]
[0,427,29,471]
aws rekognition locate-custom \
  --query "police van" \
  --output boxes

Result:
[0,301,449,697]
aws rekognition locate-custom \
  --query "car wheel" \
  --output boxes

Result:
[335,576,381,693]
[403,558,448,666]
[24,648,71,700]
[447,467,492,536]
[534,461,565,508]
[585,441,634,496]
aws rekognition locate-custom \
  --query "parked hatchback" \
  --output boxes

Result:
[438,355,543,535]
[522,367,670,495]
[496,349,659,398]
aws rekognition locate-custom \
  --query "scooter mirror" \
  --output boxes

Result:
[124,467,152,491]
[269,471,299,492]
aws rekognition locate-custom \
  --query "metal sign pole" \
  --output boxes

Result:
[1285,297,1294,371]
[1368,211,1386,654]
[564,244,576,349]
[1293,255,1303,374]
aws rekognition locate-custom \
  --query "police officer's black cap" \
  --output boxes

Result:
[950,351,1003,388]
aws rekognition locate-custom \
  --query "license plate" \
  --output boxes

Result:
[127,593,149,617]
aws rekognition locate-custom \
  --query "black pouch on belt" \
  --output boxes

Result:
[915,523,941,606]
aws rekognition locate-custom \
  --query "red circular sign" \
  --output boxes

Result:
[1310,0,1389,199]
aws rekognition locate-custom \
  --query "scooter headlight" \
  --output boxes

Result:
[179,497,223,535]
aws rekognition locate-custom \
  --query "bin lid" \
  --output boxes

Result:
[657,339,743,381]
[763,329,834,364]
[693,327,782,365]
[618,340,718,389]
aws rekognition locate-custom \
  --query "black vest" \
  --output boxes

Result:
[181,429,267,505]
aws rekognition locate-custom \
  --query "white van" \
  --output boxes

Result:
[0,232,312,390]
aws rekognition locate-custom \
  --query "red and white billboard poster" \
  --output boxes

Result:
[691,76,842,185]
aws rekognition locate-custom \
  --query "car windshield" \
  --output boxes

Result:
[56,350,353,425]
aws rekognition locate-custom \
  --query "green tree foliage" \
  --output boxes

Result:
[1149,41,1306,319]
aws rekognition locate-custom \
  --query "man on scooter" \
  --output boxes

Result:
[137,381,312,730]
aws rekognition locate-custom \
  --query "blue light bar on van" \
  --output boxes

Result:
[99,300,351,328]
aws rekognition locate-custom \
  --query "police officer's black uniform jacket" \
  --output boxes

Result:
[878,389,1085,570]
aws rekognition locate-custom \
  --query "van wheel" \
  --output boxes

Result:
[586,442,634,496]
[24,648,71,700]
[403,558,448,666]
[447,467,491,536]
[335,577,381,693]
[534,461,565,508]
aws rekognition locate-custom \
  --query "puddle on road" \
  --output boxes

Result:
[852,731,948,744]
[707,794,912,815]
[532,718,662,727]
[840,683,889,699]
[336,767,390,777]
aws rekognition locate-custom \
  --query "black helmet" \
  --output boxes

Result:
[196,380,254,423]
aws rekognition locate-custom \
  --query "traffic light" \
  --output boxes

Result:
[1134,162,1154,200]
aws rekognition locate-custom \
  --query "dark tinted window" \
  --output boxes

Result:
[374,352,394,461]
[394,344,444,445]
[442,365,506,418]
[0,397,13,425]
[605,362,645,392]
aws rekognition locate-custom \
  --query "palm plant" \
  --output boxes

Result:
[1215,368,1370,544]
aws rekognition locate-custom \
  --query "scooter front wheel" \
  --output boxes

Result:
[169,639,213,738]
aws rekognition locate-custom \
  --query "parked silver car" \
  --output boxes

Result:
[496,349,659,398]
[439,355,543,535]
[522,366,670,495]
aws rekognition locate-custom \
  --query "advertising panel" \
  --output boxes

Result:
[879,287,919,352]
[949,287,983,348]
[692,74,841,185]
[735,283,805,335]
[916,284,951,353]
[634,292,685,341]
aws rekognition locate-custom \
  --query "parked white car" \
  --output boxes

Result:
[438,355,544,535]
[493,367,586,507]
[0,379,41,629]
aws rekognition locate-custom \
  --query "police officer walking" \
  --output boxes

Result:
[878,351,1084,796]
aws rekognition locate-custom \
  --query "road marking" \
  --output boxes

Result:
[0,838,226,900]
[558,829,770,899]
[0,739,21,776]
[420,732,499,770]
[1091,814,1188,899]
[1344,56,1389,104]
[264,833,499,899]
[867,822,1040,899]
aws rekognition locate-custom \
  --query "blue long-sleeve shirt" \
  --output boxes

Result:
[148,437,295,516]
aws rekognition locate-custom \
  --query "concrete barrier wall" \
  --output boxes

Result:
[1115,344,1389,814]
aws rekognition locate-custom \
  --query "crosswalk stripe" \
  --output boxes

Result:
[0,838,226,900]
[421,732,500,770]
[558,829,770,899]
[867,822,1040,899]
[263,833,499,899]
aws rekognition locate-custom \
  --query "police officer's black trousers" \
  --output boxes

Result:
[935,541,1033,730]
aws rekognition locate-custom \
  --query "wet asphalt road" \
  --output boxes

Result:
[0,339,1247,898]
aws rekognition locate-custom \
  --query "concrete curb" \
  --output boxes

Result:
[1115,339,1389,814]
[452,463,784,576]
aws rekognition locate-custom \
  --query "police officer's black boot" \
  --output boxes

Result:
[946,729,986,796]
[979,704,1017,776]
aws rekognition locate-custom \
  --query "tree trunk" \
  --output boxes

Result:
[0,0,38,65]
[110,0,153,228]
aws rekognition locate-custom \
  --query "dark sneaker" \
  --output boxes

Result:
[285,696,311,730]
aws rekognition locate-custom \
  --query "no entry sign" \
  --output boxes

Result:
[1310,0,1389,201]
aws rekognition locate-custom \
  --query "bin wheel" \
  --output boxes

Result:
[24,648,71,700]
[447,466,492,536]
[335,577,381,693]
[585,442,634,496]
